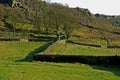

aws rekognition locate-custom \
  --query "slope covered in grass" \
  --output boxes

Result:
[0,62,120,80]
[0,42,47,62]
[0,0,120,42]
[0,42,120,80]
[0,0,120,79]
[42,41,120,56]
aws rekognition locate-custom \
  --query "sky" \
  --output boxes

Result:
[49,0,120,15]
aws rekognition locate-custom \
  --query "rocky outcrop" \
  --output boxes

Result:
[12,0,22,7]
[75,7,94,17]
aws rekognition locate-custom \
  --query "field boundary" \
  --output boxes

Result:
[34,54,120,66]
[67,40,101,47]
[107,45,120,48]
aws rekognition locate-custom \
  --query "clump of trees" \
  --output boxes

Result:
[14,0,77,40]
[1,0,118,41]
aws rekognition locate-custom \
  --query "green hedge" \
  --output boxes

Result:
[34,54,120,66]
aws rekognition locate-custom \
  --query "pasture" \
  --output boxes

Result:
[0,42,120,80]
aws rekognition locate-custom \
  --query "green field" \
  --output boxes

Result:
[0,42,120,80]
[0,42,48,62]
[0,62,120,80]
[43,41,120,56]
[0,0,120,79]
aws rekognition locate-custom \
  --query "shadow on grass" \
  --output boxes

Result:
[91,65,120,77]
[16,42,54,62]
[67,40,101,47]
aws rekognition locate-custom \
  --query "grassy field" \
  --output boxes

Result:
[60,43,120,56]
[0,62,120,80]
[0,42,47,62]
[0,42,120,80]
[43,41,120,56]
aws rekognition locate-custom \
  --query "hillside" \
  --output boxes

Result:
[0,1,120,79]
[95,14,120,27]
[0,0,120,46]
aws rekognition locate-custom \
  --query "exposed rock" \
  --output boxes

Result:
[75,7,94,18]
